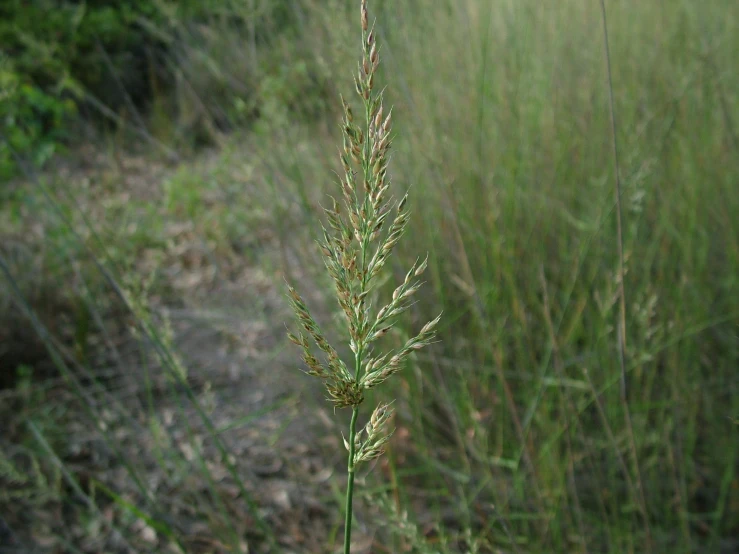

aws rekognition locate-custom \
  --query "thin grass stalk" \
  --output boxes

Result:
[598,1,652,549]
[538,267,587,551]
[344,406,359,553]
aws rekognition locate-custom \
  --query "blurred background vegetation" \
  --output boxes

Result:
[1,0,737,553]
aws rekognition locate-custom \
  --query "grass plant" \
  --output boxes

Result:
[285,2,440,552]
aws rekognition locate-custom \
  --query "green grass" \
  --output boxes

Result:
[280,0,739,550]
[1,0,738,552]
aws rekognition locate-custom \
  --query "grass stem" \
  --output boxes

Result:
[344,406,360,553]
[599,0,652,549]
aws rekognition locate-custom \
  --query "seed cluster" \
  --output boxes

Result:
[287,0,440,466]
[345,401,395,465]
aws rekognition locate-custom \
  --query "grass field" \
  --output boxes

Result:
[1,0,737,552]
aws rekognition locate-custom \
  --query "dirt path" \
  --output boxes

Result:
[0,147,380,553]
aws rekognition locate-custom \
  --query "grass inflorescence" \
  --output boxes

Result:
[286,1,440,551]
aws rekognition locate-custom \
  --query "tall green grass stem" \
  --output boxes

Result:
[344,406,359,554]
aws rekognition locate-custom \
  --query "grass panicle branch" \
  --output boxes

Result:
[285,1,440,551]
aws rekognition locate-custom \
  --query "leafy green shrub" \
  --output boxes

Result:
[0,0,330,176]
[0,54,75,180]
[0,1,171,176]
[0,1,170,108]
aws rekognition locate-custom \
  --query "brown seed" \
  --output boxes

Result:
[383,110,392,132]
[374,106,383,129]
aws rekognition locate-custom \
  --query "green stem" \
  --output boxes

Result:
[343,41,374,553]
[343,406,360,554]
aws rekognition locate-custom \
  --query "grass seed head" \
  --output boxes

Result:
[286,0,440,476]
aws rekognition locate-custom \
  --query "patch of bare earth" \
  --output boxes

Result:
[1,146,383,553]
